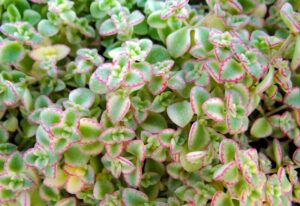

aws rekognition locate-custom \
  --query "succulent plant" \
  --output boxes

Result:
[0,0,299,205]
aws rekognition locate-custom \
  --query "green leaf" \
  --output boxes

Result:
[38,20,59,37]
[190,86,210,115]
[99,19,117,36]
[79,118,101,142]
[93,179,114,200]
[293,148,300,165]
[0,41,24,64]
[250,117,272,138]
[107,94,130,124]
[167,101,193,127]
[64,145,89,166]
[23,9,41,25]
[211,192,234,206]
[166,27,191,58]
[188,121,210,151]
[65,176,84,194]
[202,98,225,122]
[213,162,239,185]
[69,88,95,109]
[220,58,244,82]
[122,188,149,206]
[219,139,238,163]
[292,34,300,70]
[7,152,24,173]
[55,197,76,206]
[280,3,300,33]
[147,11,167,29]
[284,87,300,109]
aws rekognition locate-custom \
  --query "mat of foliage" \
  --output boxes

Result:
[0,0,300,205]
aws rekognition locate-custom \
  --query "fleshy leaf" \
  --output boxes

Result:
[166,27,191,58]
[107,94,130,124]
[7,152,24,173]
[213,161,239,185]
[250,117,272,138]
[188,121,210,151]
[167,101,193,127]
[122,188,149,206]
[0,41,24,64]
[280,3,300,33]
[190,86,210,115]
[211,192,234,206]
[219,139,239,163]
[202,98,225,122]
[69,88,95,109]
[219,57,244,82]
[284,87,300,109]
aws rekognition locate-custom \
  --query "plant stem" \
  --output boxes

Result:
[265,105,288,116]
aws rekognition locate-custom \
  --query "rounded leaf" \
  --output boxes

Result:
[167,101,193,127]
[250,117,272,138]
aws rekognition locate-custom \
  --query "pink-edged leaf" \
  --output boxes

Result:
[151,147,168,162]
[79,118,101,143]
[280,3,300,33]
[280,112,295,134]
[122,188,148,206]
[166,162,183,179]
[293,148,300,165]
[55,197,76,206]
[213,161,239,185]
[65,176,84,194]
[211,192,234,206]
[226,114,247,135]
[131,62,152,82]
[292,34,300,70]
[219,139,239,164]
[43,168,67,188]
[265,175,282,205]
[202,98,225,122]
[93,179,114,200]
[278,167,292,194]
[107,94,130,124]
[152,60,174,76]
[166,27,191,58]
[273,139,283,166]
[79,141,103,155]
[190,86,210,115]
[126,140,145,162]
[204,60,221,83]
[128,10,145,26]
[30,44,70,61]
[254,66,274,94]
[158,128,176,147]
[284,87,300,109]
[167,101,193,127]
[69,88,95,109]
[185,151,207,163]
[188,121,210,151]
[117,156,135,174]
[99,19,118,36]
[105,143,123,158]
[123,70,145,88]
[40,108,62,127]
[89,75,108,95]
[19,192,30,206]
[250,117,272,138]
[124,166,142,188]
[100,127,135,144]
[219,57,244,82]
[148,75,169,95]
